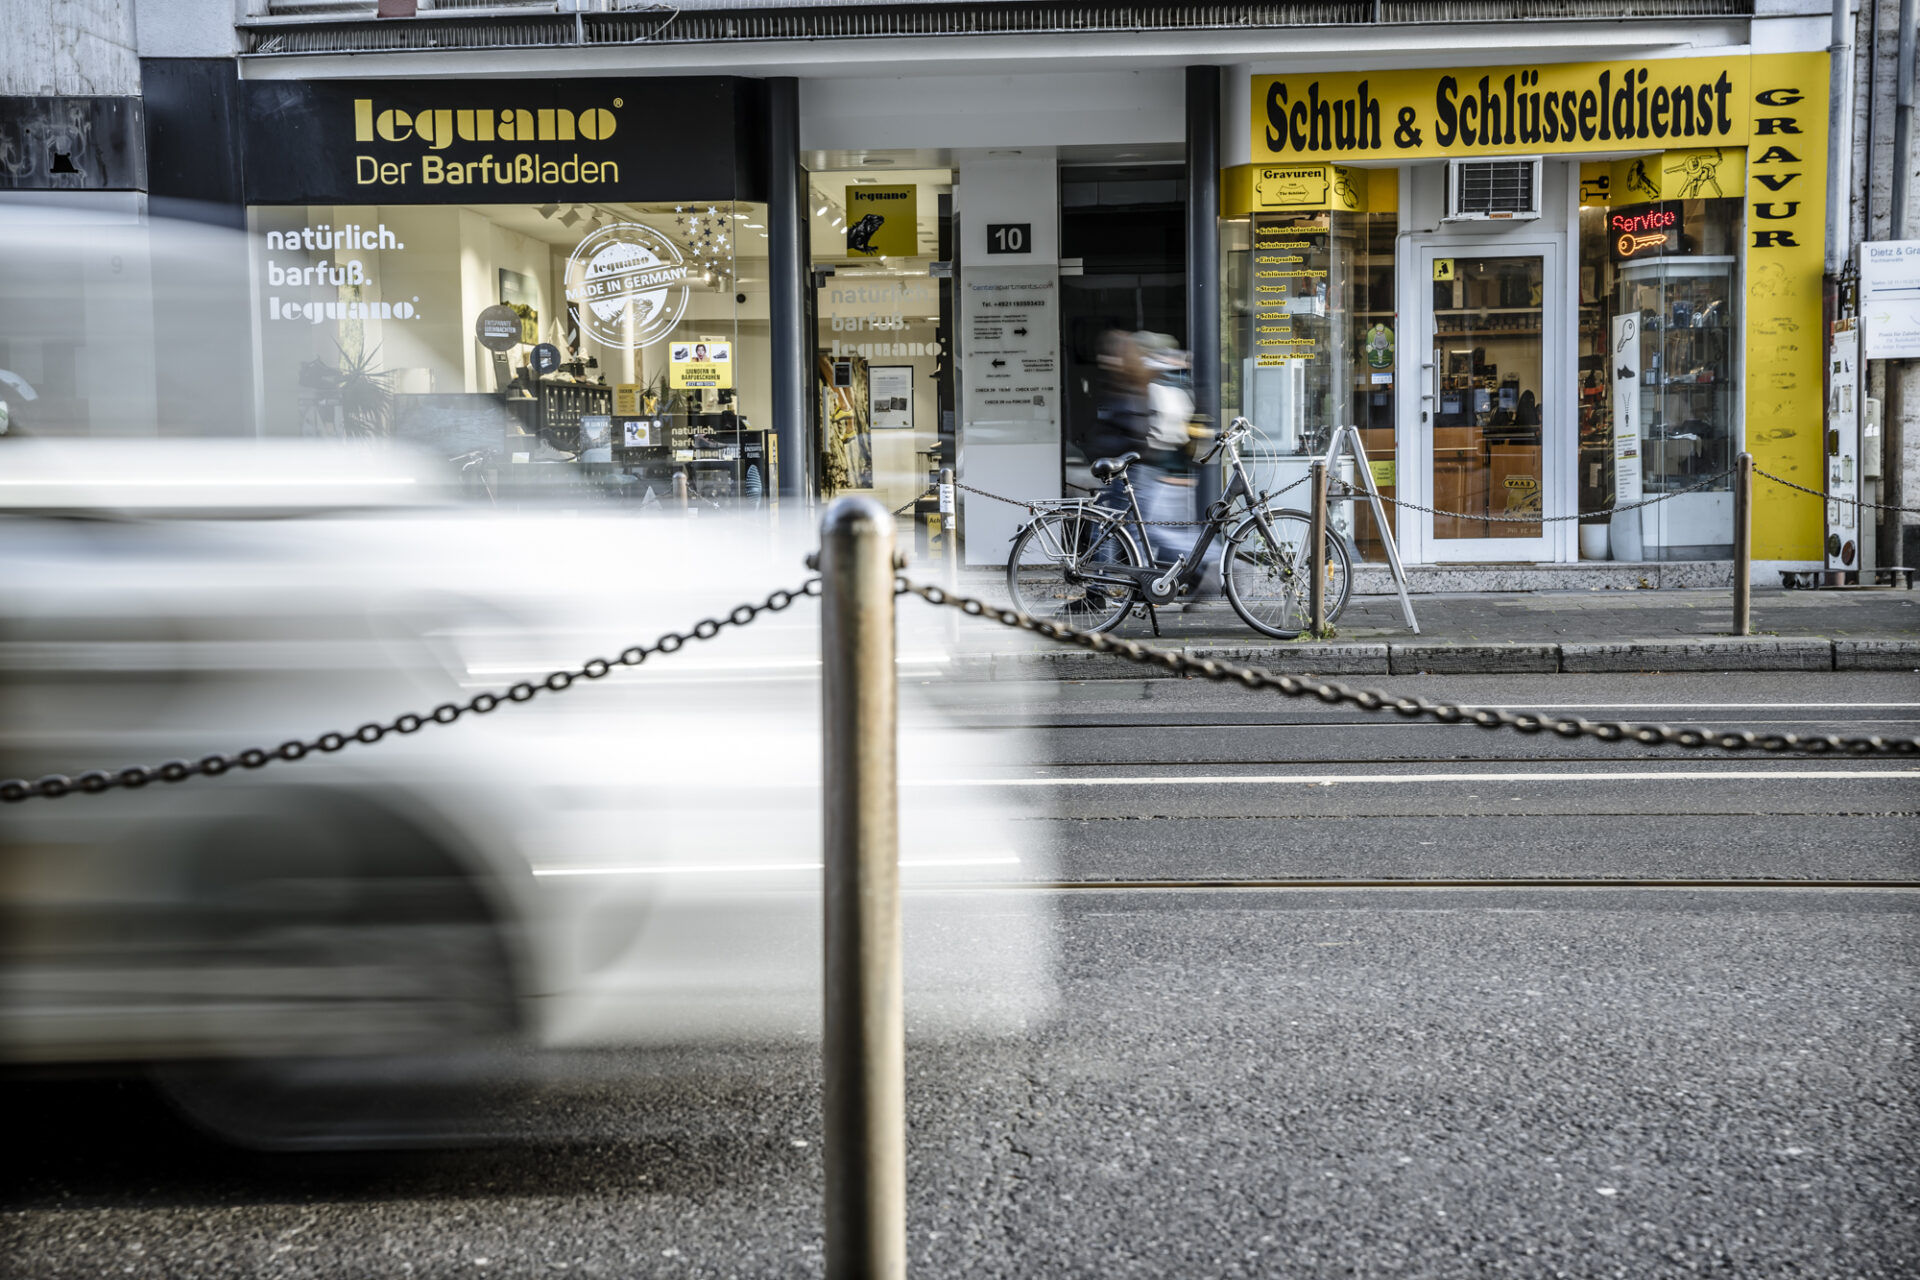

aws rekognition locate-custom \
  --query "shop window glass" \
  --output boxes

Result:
[248,201,771,510]
[1224,203,1397,561]
[806,168,953,530]
[1578,191,1742,560]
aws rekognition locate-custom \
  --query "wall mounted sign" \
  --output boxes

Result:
[1860,240,1920,360]
[240,77,760,204]
[1253,55,1813,162]
[564,223,689,351]
[986,223,1032,255]
[962,268,1059,430]
[844,184,918,257]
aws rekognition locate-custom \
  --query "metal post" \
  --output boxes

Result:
[818,497,905,1280]
[939,468,959,645]
[768,77,812,505]
[1186,65,1223,517]
[1308,458,1328,637]
[1734,452,1753,636]
[674,471,689,513]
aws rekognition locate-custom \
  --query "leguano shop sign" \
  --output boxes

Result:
[1253,55,1818,161]
[241,78,745,205]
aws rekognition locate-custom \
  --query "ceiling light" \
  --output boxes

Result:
[816,205,828,216]
[536,204,558,218]
[559,209,581,228]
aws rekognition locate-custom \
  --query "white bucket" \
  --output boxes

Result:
[1579,524,1611,560]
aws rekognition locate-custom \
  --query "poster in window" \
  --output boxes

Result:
[670,340,733,389]
[869,365,914,430]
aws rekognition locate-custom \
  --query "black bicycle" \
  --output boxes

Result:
[1006,418,1351,637]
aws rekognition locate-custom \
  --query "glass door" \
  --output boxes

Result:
[1416,245,1559,560]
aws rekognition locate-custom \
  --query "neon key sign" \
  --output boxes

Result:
[1610,204,1677,260]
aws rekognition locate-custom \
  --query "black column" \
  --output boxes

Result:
[1186,65,1223,513]
[767,77,811,504]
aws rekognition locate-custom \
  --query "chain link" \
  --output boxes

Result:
[0,578,823,805]
[891,487,937,518]
[960,473,1311,527]
[1754,466,1920,516]
[896,577,1920,758]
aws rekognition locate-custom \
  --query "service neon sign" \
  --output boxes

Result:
[1611,204,1677,259]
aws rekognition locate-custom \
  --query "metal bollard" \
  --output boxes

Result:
[818,497,906,1280]
[673,471,689,513]
[1733,452,1753,636]
[1308,459,1328,638]
[939,469,959,646]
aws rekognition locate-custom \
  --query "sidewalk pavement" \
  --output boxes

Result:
[930,581,1920,679]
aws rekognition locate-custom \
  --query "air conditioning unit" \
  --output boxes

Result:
[1445,158,1543,222]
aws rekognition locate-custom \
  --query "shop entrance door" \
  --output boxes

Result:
[1410,241,1565,561]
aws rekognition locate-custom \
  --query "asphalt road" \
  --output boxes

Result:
[5,671,1917,1278]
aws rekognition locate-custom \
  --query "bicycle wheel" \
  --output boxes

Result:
[1006,509,1143,634]
[1222,507,1352,639]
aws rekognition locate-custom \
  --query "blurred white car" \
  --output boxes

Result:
[0,439,1054,1147]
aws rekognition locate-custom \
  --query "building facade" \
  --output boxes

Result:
[2,0,1914,579]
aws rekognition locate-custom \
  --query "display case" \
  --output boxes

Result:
[1613,254,1738,559]
[1618,257,1737,492]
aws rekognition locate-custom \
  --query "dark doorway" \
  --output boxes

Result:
[1059,164,1186,486]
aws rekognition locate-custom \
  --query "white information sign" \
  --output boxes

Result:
[1860,241,1920,360]
[962,269,1059,437]
[1610,314,1642,503]
[1826,319,1861,571]
[868,365,914,430]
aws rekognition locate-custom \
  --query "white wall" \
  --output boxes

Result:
[132,0,234,58]
[5,0,138,94]
[801,71,1184,153]
[954,149,1063,564]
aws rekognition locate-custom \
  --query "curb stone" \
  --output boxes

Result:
[1833,638,1920,671]
[940,636,1915,680]
[1388,643,1559,675]
[1184,643,1389,675]
[1560,637,1832,673]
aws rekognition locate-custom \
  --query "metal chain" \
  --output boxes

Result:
[959,473,1311,527]
[1342,467,1736,525]
[1754,466,1920,516]
[891,487,936,518]
[896,577,1920,757]
[0,578,823,805]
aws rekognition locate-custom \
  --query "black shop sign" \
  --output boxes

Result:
[241,77,765,205]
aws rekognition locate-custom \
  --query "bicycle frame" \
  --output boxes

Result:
[1062,426,1287,607]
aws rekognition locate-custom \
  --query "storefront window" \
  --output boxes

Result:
[250,201,771,509]
[807,168,952,520]
[1579,181,1743,559]
[1225,184,1396,560]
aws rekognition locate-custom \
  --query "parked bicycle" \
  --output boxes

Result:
[1006,418,1351,637]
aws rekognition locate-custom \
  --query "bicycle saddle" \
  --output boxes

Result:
[1090,452,1140,482]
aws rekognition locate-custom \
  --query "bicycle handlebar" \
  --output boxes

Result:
[1197,417,1255,464]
